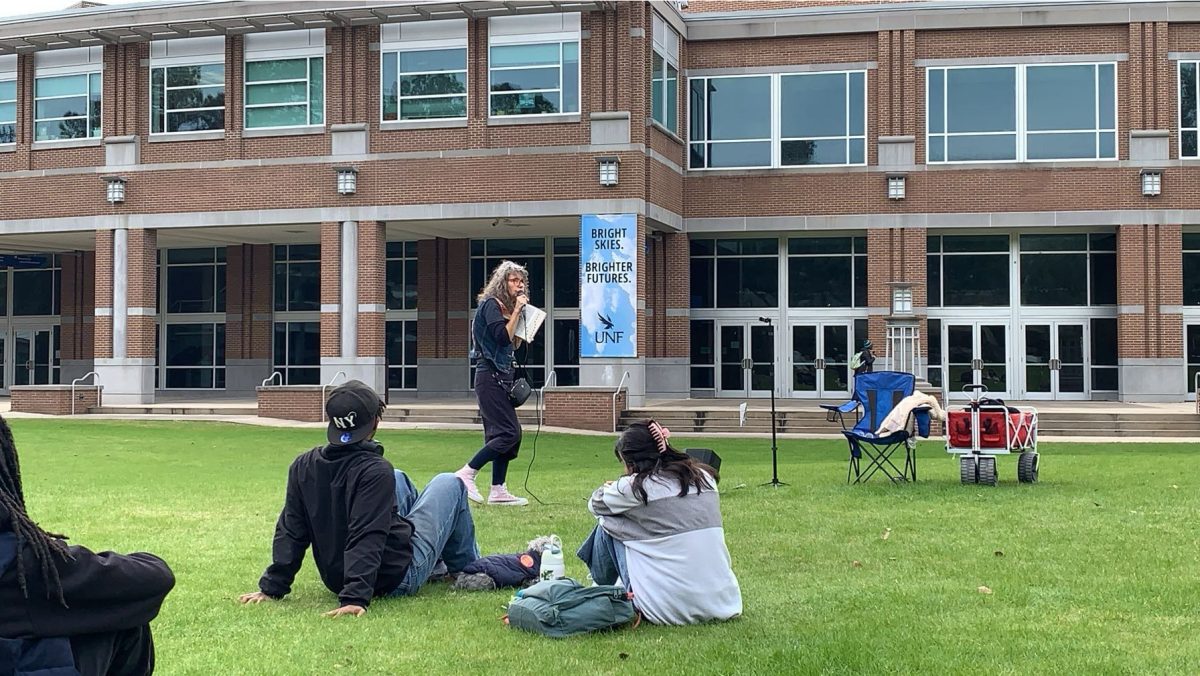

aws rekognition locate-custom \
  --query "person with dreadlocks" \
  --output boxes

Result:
[576,419,742,626]
[0,415,175,676]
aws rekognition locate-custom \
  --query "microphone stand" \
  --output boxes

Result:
[758,317,787,487]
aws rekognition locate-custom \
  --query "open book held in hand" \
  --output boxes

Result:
[515,304,547,344]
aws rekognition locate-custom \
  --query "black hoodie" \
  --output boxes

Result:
[0,512,175,640]
[257,440,414,608]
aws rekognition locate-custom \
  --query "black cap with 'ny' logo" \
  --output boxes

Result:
[325,380,384,446]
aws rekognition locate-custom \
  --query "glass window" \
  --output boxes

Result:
[787,236,867,307]
[165,248,226,313]
[489,41,579,116]
[688,76,771,169]
[929,235,1010,307]
[383,48,467,121]
[12,269,56,315]
[1188,324,1200,393]
[552,237,579,309]
[386,241,418,310]
[927,318,943,387]
[386,320,418,390]
[469,239,546,308]
[1091,318,1118,391]
[552,318,580,386]
[273,244,319,312]
[651,34,679,134]
[273,321,319,385]
[0,79,15,144]
[780,71,866,166]
[690,319,715,389]
[151,63,225,134]
[690,238,778,308]
[929,63,1115,162]
[245,57,323,128]
[1185,233,1200,305]
[164,323,225,389]
[34,72,101,141]
[1181,62,1198,158]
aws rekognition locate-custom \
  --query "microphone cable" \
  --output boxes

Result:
[514,331,553,506]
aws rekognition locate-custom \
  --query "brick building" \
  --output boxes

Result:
[0,0,1198,409]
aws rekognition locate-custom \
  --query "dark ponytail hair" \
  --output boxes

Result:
[614,419,716,504]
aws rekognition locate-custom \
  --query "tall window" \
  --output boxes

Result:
[382,49,467,121]
[927,63,1116,162]
[1018,233,1115,306]
[34,73,101,141]
[787,236,867,308]
[11,255,61,316]
[927,235,1010,307]
[689,71,867,170]
[0,79,15,144]
[1180,62,1199,157]
[164,248,226,313]
[386,321,417,390]
[386,241,418,310]
[1185,233,1200,305]
[151,63,225,133]
[690,319,715,389]
[385,241,418,390]
[651,14,679,134]
[273,322,319,385]
[488,14,580,117]
[244,57,323,129]
[1188,324,1200,394]
[689,238,779,308]
[1091,318,1118,392]
[273,244,319,312]
[164,324,225,389]
[552,237,580,386]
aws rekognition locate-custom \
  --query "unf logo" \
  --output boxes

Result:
[332,411,357,430]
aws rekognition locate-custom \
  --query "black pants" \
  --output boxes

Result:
[470,368,522,486]
[71,624,155,676]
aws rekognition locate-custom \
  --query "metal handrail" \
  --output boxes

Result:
[70,371,100,416]
[612,370,631,433]
[261,371,283,387]
[538,370,557,427]
[320,371,348,421]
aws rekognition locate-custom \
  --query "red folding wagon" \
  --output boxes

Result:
[945,384,1039,486]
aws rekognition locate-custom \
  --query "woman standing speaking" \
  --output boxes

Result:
[455,260,530,506]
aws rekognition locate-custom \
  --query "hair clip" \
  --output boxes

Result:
[648,420,671,454]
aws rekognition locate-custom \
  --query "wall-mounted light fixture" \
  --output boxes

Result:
[336,166,358,195]
[597,156,620,187]
[887,173,906,200]
[1140,168,1162,197]
[103,175,126,204]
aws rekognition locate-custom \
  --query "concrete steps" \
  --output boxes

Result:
[89,405,259,416]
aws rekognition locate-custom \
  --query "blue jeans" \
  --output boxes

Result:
[389,472,480,596]
[576,523,629,587]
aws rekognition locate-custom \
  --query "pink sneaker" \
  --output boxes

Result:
[455,468,483,504]
[488,484,529,506]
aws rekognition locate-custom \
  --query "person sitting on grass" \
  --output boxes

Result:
[576,419,742,625]
[0,415,175,676]
[239,380,481,617]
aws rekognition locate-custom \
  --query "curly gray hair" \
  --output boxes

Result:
[476,259,529,310]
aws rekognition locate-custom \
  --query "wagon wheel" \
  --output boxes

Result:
[1017,452,1039,484]
[959,456,978,484]
[977,456,998,487]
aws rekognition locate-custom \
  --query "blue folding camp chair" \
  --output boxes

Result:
[820,371,931,484]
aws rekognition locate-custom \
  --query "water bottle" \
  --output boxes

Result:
[538,535,565,581]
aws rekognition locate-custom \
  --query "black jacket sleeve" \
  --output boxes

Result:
[338,465,397,608]
[258,462,312,599]
[9,544,175,639]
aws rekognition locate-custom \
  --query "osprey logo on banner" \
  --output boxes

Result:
[580,214,637,358]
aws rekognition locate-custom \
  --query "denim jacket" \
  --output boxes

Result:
[471,297,514,375]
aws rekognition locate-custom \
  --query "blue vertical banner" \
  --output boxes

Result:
[580,213,637,358]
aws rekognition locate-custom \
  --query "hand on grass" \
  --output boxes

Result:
[238,591,275,604]
[324,604,366,618]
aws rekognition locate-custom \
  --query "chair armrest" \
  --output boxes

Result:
[819,401,860,413]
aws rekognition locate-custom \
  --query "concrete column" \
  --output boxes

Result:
[321,220,384,392]
[93,228,156,404]
[1117,223,1184,401]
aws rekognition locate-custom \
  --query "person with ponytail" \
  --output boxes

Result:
[576,419,742,625]
[0,415,175,675]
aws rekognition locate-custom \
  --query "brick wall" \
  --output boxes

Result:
[866,228,928,358]
[126,229,158,359]
[257,386,327,422]
[417,238,471,360]
[320,221,341,358]
[357,221,386,358]
[225,244,273,361]
[93,230,113,359]
[1117,224,1184,360]
[645,231,690,359]
[10,386,101,416]
[59,251,95,362]
[544,388,627,432]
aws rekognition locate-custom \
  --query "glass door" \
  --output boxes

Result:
[13,328,54,386]
[790,322,852,399]
[945,322,1009,399]
[1023,323,1086,400]
[718,323,775,397]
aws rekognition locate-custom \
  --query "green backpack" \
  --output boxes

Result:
[505,578,637,638]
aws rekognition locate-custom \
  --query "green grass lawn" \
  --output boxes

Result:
[9,419,1200,675]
